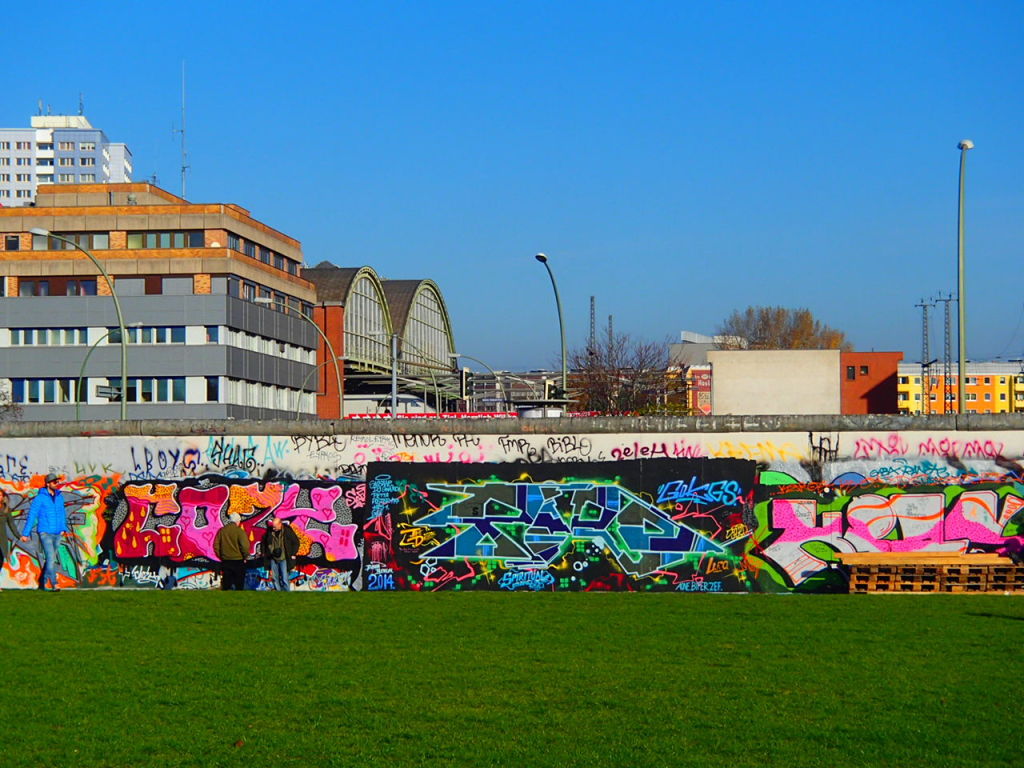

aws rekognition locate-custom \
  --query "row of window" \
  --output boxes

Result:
[899,391,1014,402]
[897,375,1023,385]
[10,376,307,412]
[17,278,97,297]
[11,377,189,404]
[0,158,35,166]
[227,233,300,275]
[1,325,313,363]
[0,190,32,198]
[2,230,299,275]
[0,141,95,151]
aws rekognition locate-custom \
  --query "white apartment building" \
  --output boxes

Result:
[0,114,132,206]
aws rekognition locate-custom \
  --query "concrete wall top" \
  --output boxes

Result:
[1,412,1021,438]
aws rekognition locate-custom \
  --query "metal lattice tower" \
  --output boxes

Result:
[589,296,596,356]
[915,298,933,414]
[936,294,954,413]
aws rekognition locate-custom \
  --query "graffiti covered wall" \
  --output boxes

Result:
[0,424,1021,591]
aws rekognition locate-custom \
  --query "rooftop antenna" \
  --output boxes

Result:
[607,314,614,346]
[78,92,84,115]
[37,99,43,116]
[173,61,189,198]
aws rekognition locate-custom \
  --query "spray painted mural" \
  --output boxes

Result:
[0,427,1021,591]
[364,459,756,591]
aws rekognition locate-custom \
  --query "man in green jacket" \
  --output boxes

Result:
[213,512,249,591]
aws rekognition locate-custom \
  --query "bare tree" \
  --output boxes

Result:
[569,332,681,414]
[716,306,852,350]
[0,386,21,421]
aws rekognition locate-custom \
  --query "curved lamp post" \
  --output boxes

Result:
[30,228,129,420]
[76,324,143,420]
[254,297,343,420]
[450,352,508,411]
[956,139,974,414]
[534,253,567,397]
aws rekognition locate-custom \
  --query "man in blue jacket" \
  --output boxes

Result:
[20,473,70,591]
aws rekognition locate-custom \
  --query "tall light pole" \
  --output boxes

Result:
[956,139,974,414]
[535,253,567,397]
[30,228,129,420]
[254,297,344,419]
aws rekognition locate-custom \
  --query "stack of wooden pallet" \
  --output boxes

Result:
[837,552,1022,594]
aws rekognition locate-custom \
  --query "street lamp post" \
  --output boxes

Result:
[254,297,344,420]
[29,228,129,420]
[534,253,567,397]
[76,324,143,420]
[450,352,508,411]
[956,139,974,414]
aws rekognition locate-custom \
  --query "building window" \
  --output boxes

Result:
[80,142,96,152]
[10,378,82,404]
[206,326,220,343]
[59,174,75,182]
[18,280,49,297]
[15,141,31,150]
[984,393,992,401]
[929,393,937,401]
[244,241,256,258]
[125,231,204,249]
[58,157,75,167]
[966,393,977,401]
[4,235,19,251]
[915,394,921,401]
[15,173,31,182]
[58,141,74,151]
[0,142,8,149]
[228,233,240,251]
[859,365,868,376]
[206,376,220,402]
[38,142,52,151]
[66,280,97,296]
[80,157,96,167]
[846,366,856,381]
[15,158,31,166]
[36,158,53,166]
[33,232,109,251]
[984,377,991,384]
[15,190,31,198]
[1000,393,1007,401]
[0,174,8,181]
[80,174,96,183]
[115,377,187,403]
[38,175,53,184]
[1000,377,1006,384]
[898,392,908,401]
[0,159,9,166]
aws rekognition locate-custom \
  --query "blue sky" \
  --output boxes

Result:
[4,1,1023,369]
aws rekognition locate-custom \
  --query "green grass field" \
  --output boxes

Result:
[1,592,1021,768]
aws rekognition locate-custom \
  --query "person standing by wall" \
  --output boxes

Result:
[213,512,250,591]
[0,488,22,591]
[262,517,299,591]
[20,474,69,591]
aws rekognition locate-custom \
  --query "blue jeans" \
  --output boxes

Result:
[39,533,61,589]
[269,559,291,591]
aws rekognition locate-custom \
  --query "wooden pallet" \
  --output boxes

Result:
[838,553,1018,593]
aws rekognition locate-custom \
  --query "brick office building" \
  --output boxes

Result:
[0,182,326,420]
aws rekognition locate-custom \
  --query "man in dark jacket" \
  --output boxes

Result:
[213,512,250,590]
[262,517,300,591]
[20,474,70,591]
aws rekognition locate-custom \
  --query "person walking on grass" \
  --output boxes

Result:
[20,474,69,591]
[0,488,22,592]
[262,517,299,591]
[214,512,249,591]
